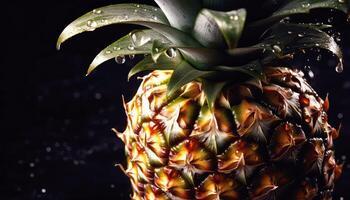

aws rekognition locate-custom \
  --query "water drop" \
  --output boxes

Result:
[41,188,46,194]
[335,62,343,73]
[166,48,177,58]
[129,54,135,60]
[155,48,159,52]
[317,55,322,61]
[123,14,129,20]
[87,20,97,30]
[230,15,239,21]
[337,113,343,119]
[136,4,140,8]
[128,44,135,51]
[130,31,151,47]
[272,45,282,53]
[154,8,158,11]
[297,33,304,37]
[92,9,102,14]
[152,15,158,20]
[115,55,126,64]
[287,31,293,35]
[134,9,138,13]
[308,70,314,78]
[113,46,121,51]
[105,50,112,54]
[339,0,345,3]
[327,17,334,23]
[302,3,310,8]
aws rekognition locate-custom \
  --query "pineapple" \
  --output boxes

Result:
[57,0,349,199]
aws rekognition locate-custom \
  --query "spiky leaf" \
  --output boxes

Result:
[202,80,227,107]
[57,4,169,49]
[128,49,182,80]
[258,23,343,69]
[154,0,201,32]
[167,61,212,97]
[193,9,247,48]
[87,30,170,75]
[251,0,348,27]
[213,61,264,79]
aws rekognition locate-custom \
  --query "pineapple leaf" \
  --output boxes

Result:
[128,46,183,80]
[151,40,172,62]
[251,0,348,27]
[179,48,223,69]
[167,61,213,97]
[154,0,202,33]
[202,80,227,108]
[193,8,247,48]
[213,61,264,79]
[258,23,343,68]
[57,4,169,49]
[87,30,170,75]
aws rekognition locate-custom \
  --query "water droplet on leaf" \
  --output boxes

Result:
[92,9,102,14]
[166,48,177,58]
[130,31,151,47]
[230,15,239,21]
[87,20,97,30]
[302,3,310,8]
[115,55,126,64]
[128,44,135,51]
[335,62,343,73]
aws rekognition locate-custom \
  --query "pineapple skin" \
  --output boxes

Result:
[117,68,342,200]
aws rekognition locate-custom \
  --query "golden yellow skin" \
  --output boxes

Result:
[116,68,342,200]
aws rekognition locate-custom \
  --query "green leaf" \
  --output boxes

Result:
[202,80,227,108]
[193,8,247,48]
[251,0,348,27]
[257,23,343,69]
[154,0,202,32]
[178,48,224,69]
[128,21,201,47]
[128,48,182,80]
[151,40,172,62]
[167,61,212,97]
[213,61,263,79]
[57,4,169,49]
[87,30,170,75]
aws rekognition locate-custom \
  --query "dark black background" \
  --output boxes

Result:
[1,1,350,199]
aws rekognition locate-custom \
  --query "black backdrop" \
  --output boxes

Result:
[2,1,350,199]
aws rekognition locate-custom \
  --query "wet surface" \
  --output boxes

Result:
[2,0,350,199]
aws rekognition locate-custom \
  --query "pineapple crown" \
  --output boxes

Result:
[57,0,349,106]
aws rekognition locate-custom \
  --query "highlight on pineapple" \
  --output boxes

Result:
[57,0,349,199]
